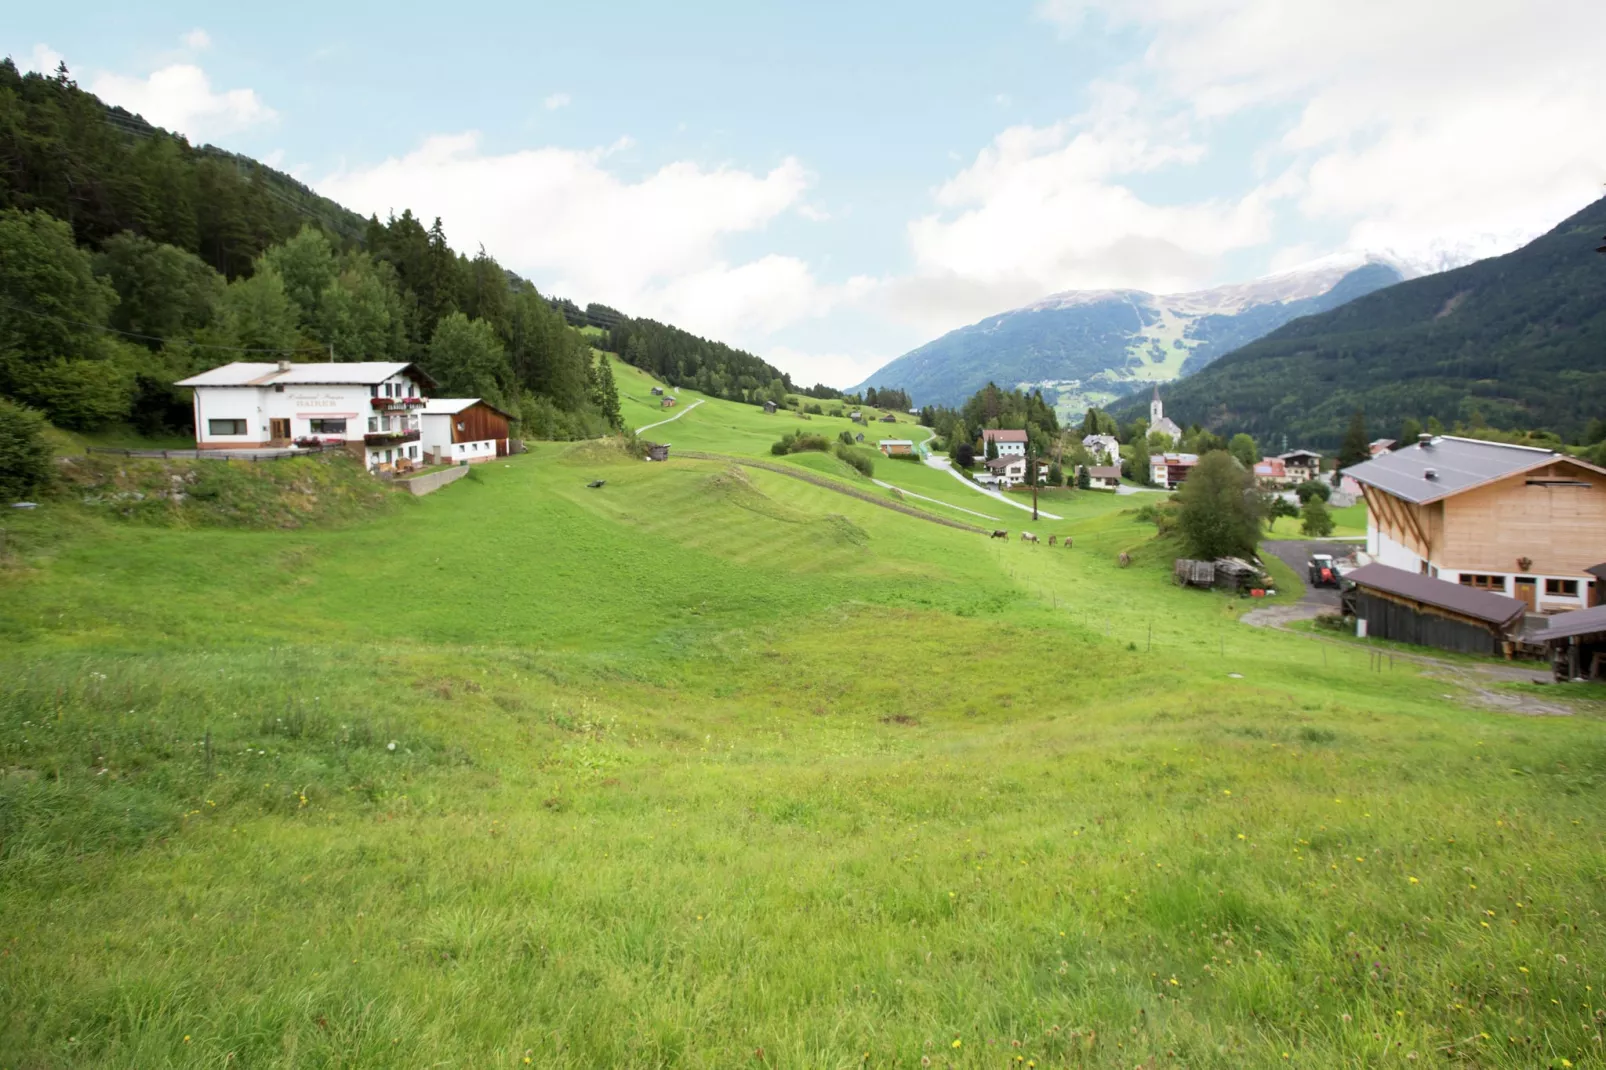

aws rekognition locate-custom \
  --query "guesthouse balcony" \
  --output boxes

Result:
[363,429,421,447]
[370,396,426,411]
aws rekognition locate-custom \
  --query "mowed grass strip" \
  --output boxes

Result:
[1,441,1603,1069]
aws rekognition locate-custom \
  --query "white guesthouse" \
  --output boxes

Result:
[175,361,438,470]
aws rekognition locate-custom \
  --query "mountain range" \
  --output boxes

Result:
[1108,193,1606,447]
[852,257,1408,414]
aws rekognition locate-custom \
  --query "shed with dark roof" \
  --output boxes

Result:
[1523,604,1606,682]
[1341,563,1527,656]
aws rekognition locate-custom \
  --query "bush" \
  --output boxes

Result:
[0,398,53,502]
[770,431,830,456]
[839,430,855,446]
[804,403,823,415]
[833,443,874,477]
[954,442,976,469]
[1294,479,1332,504]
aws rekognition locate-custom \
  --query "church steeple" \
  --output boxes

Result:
[1150,382,1163,425]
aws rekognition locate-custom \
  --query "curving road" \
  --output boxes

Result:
[921,453,1064,521]
[634,398,705,434]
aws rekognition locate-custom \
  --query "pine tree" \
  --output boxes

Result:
[1339,409,1370,468]
[589,353,621,428]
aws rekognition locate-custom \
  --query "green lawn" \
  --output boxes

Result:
[2,438,1603,1069]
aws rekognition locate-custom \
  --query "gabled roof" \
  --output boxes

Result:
[1150,453,1199,465]
[1526,604,1606,643]
[1345,563,1526,627]
[421,397,515,419]
[175,361,438,390]
[1343,435,1605,505]
[1278,449,1322,462]
[879,439,914,447]
[1088,466,1122,479]
[985,455,1023,471]
[982,429,1028,442]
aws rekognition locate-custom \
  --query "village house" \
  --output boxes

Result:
[419,399,513,466]
[174,360,438,468]
[982,428,1028,457]
[1148,385,1183,442]
[1253,457,1289,485]
[1279,449,1323,484]
[1085,465,1122,490]
[878,439,914,457]
[1082,433,1120,462]
[985,455,1028,487]
[661,396,678,408]
[1344,435,1606,613]
[1149,452,1199,490]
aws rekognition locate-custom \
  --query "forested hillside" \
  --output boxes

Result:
[849,261,1402,414]
[1111,195,1606,446]
[0,59,798,441]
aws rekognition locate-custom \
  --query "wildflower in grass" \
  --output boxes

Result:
[1408,877,1419,884]
[183,1035,191,1043]
[952,1039,962,1049]
[1222,790,1231,796]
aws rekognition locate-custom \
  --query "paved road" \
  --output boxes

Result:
[870,478,1002,522]
[1259,538,1361,610]
[634,398,705,434]
[920,454,1065,521]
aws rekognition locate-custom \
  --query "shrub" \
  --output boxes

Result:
[771,431,830,456]
[954,442,976,469]
[1294,479,1332,504]
[0,398,53,502]
[839,430,855,446]
[833,443,874,477]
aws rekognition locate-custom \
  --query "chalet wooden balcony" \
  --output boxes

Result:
[363,429,420,447]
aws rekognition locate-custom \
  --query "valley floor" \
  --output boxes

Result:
[1,388,1603,1068]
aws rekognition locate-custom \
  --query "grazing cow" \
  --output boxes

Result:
[1118,551,1132,567]
[990,529,1008,539]
[1021,532,1039,544]
[1063,536,1073,549]
[1047,535,1057,546]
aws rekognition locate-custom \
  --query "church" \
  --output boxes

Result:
[1149,384,1183,442]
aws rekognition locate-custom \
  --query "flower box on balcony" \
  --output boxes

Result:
[370,397,391,409]
[363,429,421,447]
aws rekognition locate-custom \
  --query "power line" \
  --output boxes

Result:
[0,298,299,355]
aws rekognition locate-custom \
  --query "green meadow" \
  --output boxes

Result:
[1,385,1601,1069]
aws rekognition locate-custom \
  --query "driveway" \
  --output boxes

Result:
[1258,538,1361,611]
[921,453,1064,521]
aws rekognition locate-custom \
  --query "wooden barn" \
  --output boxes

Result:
[1341,563,1526,656]
[420,398,514,464]
[763,400,777,413]
[1525,604,1606,682]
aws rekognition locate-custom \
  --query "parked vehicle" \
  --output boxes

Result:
[1308,553,1339,587]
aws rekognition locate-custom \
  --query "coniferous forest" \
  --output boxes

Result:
[0,59,802,440]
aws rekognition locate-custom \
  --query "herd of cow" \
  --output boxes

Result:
[990,529,1072,547]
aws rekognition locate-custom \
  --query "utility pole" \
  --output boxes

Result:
[1030,447,1039,521]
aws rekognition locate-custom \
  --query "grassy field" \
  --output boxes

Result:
[3,394,1604,1068]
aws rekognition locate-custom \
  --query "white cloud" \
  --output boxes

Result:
[182,29,212,51]
[23,44,63,75]
[1037,0,1606,262]
[877,86,1273,337]
[318,134,849,353]
[765,345,890,390]
[543,92,571,111]
[90,63,276,142]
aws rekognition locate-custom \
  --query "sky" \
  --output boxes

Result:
[9,1,1606,387]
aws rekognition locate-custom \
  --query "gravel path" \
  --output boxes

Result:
[634,398,706,434]
[920,454,1065,521]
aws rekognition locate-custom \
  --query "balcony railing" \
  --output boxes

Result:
[363,429,421,447]
[370,396,426,410]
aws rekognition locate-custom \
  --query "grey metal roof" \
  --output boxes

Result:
[176,361,438,390]
[1524,604,1606,643]
[1088,466,1122,479]
[1345,562,1527,626]
[421,398,478,416]
[1342,435,1570,504]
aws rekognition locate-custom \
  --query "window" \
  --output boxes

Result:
[409,445,418,459]
[208,419,248,436]
[1545,578,1579,597]
[309,418,346,434]
[367,417,378,432]
[371,385,379,397]
[274,384,284,393]
[1459,574,1505,591]
[385,383,394,398]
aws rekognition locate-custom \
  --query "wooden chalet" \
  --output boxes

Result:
[419,398,514,464]
[1341,563,1527,656]
[1344,435,1606,613]
[1525,604,1606,682]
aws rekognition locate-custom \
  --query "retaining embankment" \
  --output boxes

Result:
[400,465,472,496]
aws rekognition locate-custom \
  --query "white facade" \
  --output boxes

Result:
[1148,387,1183,442]
[176,361,435,471]
[1082,434,1120,461]
[419,399,501,466]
